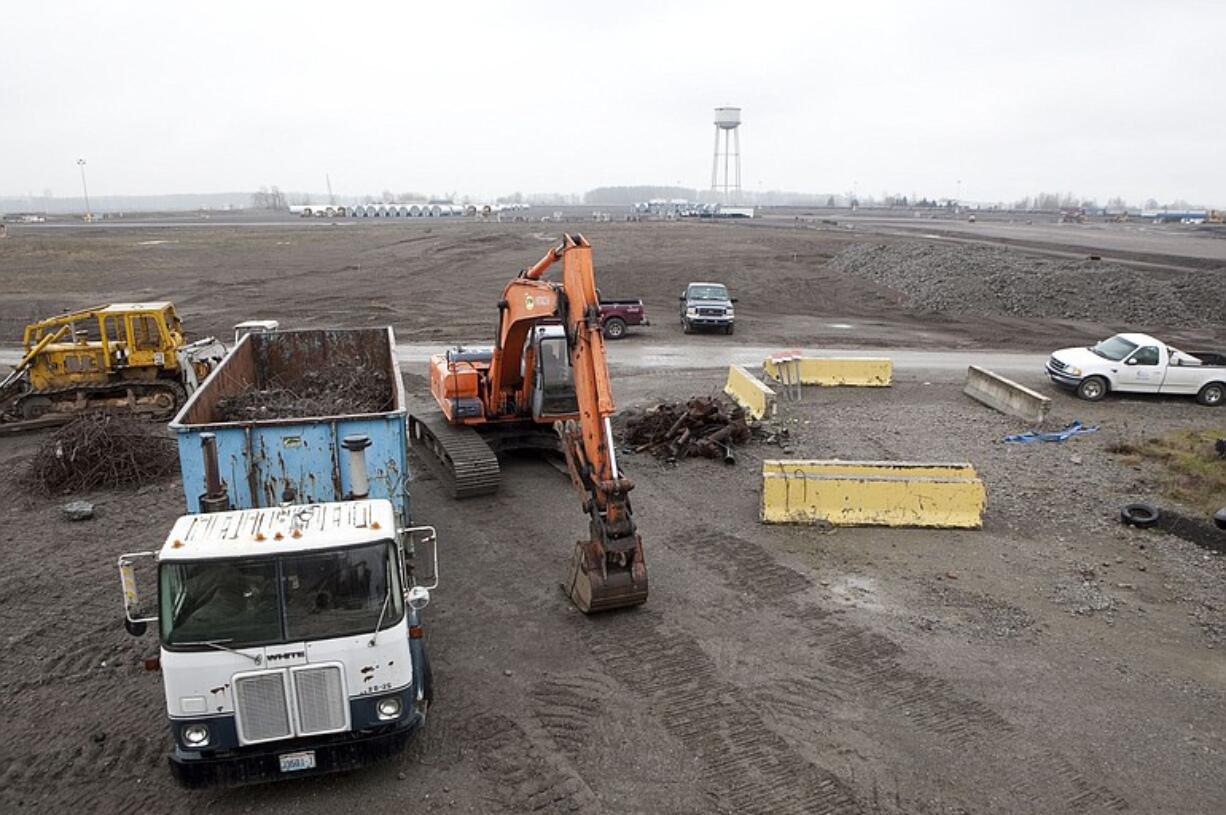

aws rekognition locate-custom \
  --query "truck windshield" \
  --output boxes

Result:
[159,541,403,649]
[688,285,728,301]
[1090,335,1138,361]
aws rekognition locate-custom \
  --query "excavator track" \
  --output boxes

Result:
[409,411,501,499]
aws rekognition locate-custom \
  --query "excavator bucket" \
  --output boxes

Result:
[563,538,649,613]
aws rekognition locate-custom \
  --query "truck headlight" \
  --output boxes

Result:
[376,695,403,720]
[686,308,697,317]
[725,309,734,317]
[1066,366,1081,376]
[182,724,210,747]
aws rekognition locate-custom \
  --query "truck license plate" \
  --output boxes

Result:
[279,751,316,773]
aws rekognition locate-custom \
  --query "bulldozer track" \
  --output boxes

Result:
[9,379,186,424]
[409,411,501,499]
[586,618,865,815]
[463,712,600,814]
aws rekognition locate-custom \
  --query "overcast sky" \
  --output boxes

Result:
[2,1,1223,205]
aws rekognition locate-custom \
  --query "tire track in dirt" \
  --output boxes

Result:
[680,527,1134,813]
[585,615,865,815]
[668,527,813,605]
[529,671,613,758]
[0,733,165,812]
[463,711,601,814]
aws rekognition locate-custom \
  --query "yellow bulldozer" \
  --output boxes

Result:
[0,302,225,427]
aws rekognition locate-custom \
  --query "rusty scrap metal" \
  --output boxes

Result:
[24,413,179,494]
[216,361,391,421]
[621,397,756,462]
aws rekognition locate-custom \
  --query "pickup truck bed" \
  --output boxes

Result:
[598,298,648,339]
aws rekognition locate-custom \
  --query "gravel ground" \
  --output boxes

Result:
[825,240,1226,328]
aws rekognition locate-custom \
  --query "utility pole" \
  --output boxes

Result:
[77,158,93,222]
[326,173,335,205]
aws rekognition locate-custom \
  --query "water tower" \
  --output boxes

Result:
[711,106,742,201]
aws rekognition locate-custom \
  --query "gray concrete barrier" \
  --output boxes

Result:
[963,365,1051,424]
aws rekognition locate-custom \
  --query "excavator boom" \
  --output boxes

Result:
[552,235,647,611]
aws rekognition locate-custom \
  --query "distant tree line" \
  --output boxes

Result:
[250,186,287,210]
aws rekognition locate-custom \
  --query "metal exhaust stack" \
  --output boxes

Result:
[198,432,230,513]
[342,434,372,500]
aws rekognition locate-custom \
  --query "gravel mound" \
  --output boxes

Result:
[826,241,1226,327]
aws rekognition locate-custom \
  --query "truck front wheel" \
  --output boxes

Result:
[1197,382,1225,406]
[1076,376,1108,401]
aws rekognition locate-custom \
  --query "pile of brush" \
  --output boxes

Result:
[622,397,753,462]
[216,362,391,421]
[26,413,178,494]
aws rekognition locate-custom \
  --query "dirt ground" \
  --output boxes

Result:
[3,216,1223,354]
[1,219,1225,813]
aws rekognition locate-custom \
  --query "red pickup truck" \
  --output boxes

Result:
[598,298,649,339]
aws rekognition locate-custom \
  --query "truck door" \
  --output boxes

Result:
[1117,345,1162,393]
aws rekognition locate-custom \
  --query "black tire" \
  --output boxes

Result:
[1120,502,1160,528]
[725,323,735,335]
[603,317,627,340]
[1076,376,1108,402]
[1196,382,1225,407]
[682,319,693,335]
[1214,507,1226,531]
[420,647,434,705]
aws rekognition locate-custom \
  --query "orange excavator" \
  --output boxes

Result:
[409,234,648,612]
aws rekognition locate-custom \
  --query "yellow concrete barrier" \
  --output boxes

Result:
[761,460,985,528]
[724,364,776,419]
[763,357,892,387]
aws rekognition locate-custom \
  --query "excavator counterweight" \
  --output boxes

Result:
[410,235,648,612]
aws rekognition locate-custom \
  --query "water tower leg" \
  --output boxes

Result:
[711,125,721,192]
[733,127,741,197]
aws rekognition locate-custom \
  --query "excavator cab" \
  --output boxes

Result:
[530,325,578,418]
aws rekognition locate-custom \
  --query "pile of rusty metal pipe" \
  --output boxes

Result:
[622,397,752,463]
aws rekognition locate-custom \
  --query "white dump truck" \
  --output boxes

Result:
[1046,332,1226,405]
[117,441,438,787]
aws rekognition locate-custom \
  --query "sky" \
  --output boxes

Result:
[1,0,1223,205]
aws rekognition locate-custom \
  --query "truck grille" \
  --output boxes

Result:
[234,665,350,744]
[1048,356,1068,372]
[292,665,348,735]
[235,672,292,743]
[698,307,725,316]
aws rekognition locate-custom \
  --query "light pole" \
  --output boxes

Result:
[77,158,92,223]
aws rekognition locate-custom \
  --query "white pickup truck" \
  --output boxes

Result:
[1046,332,1226,405]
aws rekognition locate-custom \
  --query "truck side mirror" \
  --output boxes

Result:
[118,551,158,636]
[678,295,685,301]
[397,525,439,592]
[1125,358,1137,365]
[731,297,739,303]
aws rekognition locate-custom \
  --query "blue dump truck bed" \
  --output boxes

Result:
[170,327,410,519]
